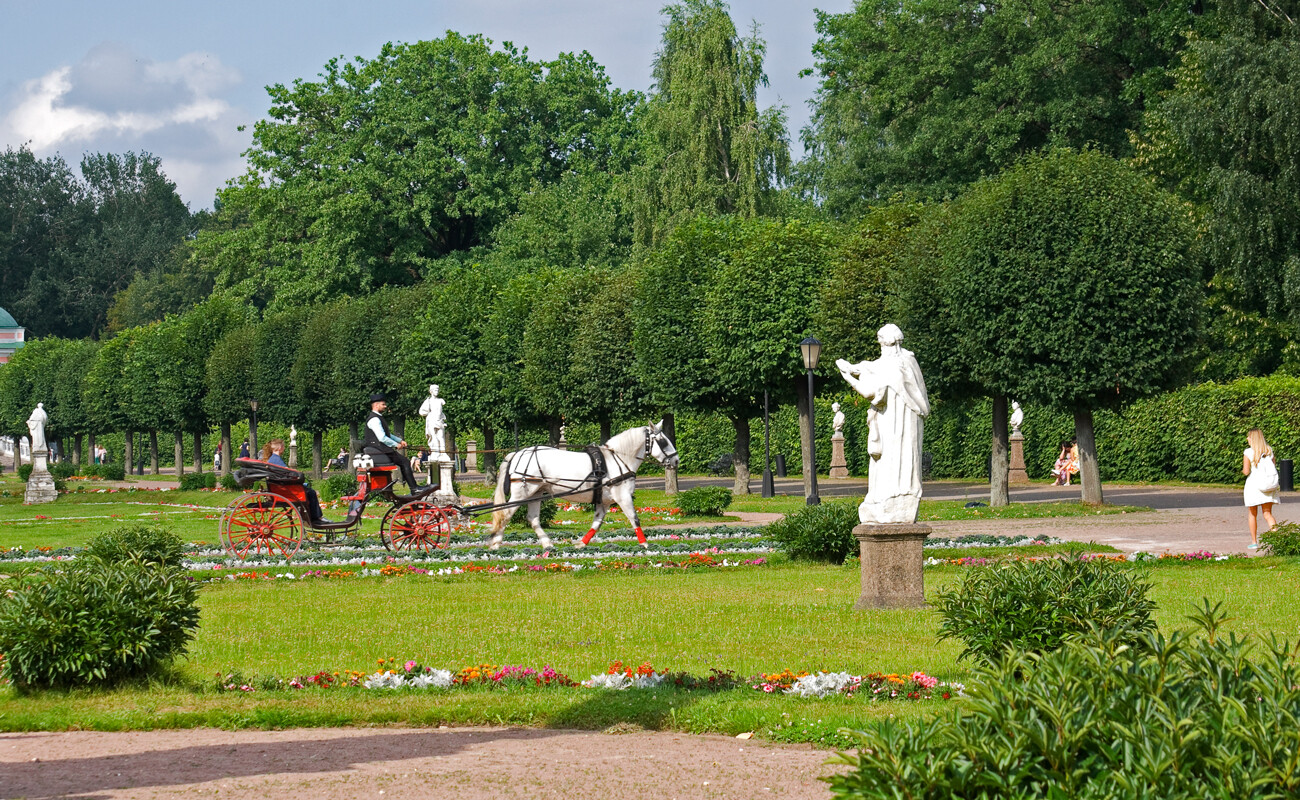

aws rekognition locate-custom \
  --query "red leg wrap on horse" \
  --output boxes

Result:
[635,527,646,544]
[582,529,597,545]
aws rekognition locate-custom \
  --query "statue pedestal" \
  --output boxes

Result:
[289,444,299,468]
[466,440,477,473]
[829,433,849,478]
[852,523,930,609]
[24,450,58,505]
[1009,432,1029,485]
[434,462,457,505]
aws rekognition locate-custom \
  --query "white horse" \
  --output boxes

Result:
[488,421,679,551]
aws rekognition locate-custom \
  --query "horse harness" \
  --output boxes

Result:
[503,430,652,507]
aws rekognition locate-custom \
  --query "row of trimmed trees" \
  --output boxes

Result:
[0,149,1203,504]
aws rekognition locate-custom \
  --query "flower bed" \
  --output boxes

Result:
[206,556,769,583]
[925,550,1240,567]
[209,659,961,703]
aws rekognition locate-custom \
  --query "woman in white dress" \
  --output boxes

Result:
[1242,428,1280,550]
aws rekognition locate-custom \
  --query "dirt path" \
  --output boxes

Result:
[0,727,844,800]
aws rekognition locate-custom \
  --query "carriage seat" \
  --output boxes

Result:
[231,458,306,489]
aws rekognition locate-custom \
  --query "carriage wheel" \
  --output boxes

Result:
[382,502,453,552]
[221,492,303,561]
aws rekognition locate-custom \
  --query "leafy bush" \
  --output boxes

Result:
[829,602,1300,800]
[1261,521,1300,556]
[767,500,860,563]
[83,524,188,569]
[178,472,217,491]
[319,472,358,502]
[49,461,78,480]
[512,498,558,527]
[219,472,239,491]
[17,463,32,482]
[678,486,733,516]
[84,462,126,481]
[0,557,200,690]
[936,556,1155,663]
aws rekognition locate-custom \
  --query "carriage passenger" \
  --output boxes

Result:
[262,438,330,524]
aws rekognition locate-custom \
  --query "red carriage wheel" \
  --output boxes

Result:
[220,492,304,561]
[382,502,453,552]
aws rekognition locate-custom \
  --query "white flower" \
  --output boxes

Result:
[582,673,631,690]
[409,669,454,688]
[363,671,406,689]
[787,672,859,698]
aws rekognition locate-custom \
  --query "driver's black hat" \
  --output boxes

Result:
[369,393,387,404]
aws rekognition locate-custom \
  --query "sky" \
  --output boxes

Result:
[0,0,851,210]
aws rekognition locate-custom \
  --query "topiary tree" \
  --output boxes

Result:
[83,329,137,468]
[53,339,98,465]
[569,269,647,442]
[204,325,257,474]
[935,149,1201,503]
[521,268,601,441]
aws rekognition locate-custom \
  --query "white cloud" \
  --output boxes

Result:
[1,43,249,207]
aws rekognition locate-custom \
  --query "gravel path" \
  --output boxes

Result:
[0,727,843,800]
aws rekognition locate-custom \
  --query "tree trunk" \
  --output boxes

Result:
[600,418,612,444]
[220,422,231,475]
[249,415,259,460]
[548,417,561,447]
[193,432,203,473]
[662,413,679,496]
[731,414,751,495]
[483,425,497,475]
[348,421,359,475]
[87,432,96,464]
[125,430,134,473]
[149,430,159,475]
[73,434,83,467]
[394,417,405,440]
[174,431,184,477]
[796,381,816,500]
[1074,408,1104,505]
[312,431,323,480]
[990,395,1009,508]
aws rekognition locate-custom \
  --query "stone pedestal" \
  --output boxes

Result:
[289,444,299,468]
[829,433,849,478]
[1009,432,1029,485]
[852,523,931,609]
[557,435,568,451]
[24,450,58,505]
[434,462,457,505]
[466,440,477,472]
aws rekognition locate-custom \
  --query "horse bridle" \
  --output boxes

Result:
[645,426,677,462]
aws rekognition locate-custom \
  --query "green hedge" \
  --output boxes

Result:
[925,375,1300,485]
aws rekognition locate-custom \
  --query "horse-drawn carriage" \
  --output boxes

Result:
[220,458,465,560]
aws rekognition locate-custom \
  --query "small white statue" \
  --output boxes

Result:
[836,324,931,525]
[26,403,48,453]
[289,425,298,449]
[418,384,452,463]
[1010,401,1024,436]
[832,402,846,437]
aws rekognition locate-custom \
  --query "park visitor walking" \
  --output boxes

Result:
[1243,427,1280,550]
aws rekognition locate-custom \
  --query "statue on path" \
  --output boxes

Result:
[26,403,48,453]
[836,324,930,524]
[418,384,452,463]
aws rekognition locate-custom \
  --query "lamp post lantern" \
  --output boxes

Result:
[800,336,822,505]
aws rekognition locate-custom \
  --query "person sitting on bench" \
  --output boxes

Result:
[362,393,423,493]
[263,438,330,524]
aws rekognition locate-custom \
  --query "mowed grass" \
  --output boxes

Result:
[2,558,1297,740]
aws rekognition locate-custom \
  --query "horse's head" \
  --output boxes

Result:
[646,420,679,469]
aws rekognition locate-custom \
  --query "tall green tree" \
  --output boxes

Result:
[802,0,1199,215]
[569,269,648,441]
[205,325,258,474]
[521,268,602,438]
[84,330,137,465]
[631,0,790,246]
[931,149,1201,503]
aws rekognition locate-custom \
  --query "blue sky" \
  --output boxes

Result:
[0,0,848,209]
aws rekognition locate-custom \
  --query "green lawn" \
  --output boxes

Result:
[2,557,1297,742]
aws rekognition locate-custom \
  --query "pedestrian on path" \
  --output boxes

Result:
[1243,427,1280,549]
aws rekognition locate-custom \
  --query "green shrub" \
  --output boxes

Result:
[829,602,1300,800]
[0,557,200,690]
[512,498,558,527]
[17,464,32,482]
[219,473,239,491]
[83,524,188,569]
[178,472,217,491]
[1261,521,1300,556]
[84,462,126,481]
[936,556,1155,664]
[49,461,78,480]
[319,472,358,501]
[678,486,733,516]
[767,500,860,563]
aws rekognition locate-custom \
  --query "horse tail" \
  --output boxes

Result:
[489,452,513,534]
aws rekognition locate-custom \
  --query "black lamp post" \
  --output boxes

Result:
[800,336,822,505]
[249,399,260,459]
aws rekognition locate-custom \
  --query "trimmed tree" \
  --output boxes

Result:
[204,325,258,475]
[935,149,1201,503]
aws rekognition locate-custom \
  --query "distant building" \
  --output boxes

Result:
[0,307,24,364]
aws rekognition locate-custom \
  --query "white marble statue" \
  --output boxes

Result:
[832,402,846,437]
[418,384,452,463]
[836,324,931,524]
[289,425,298,449]
[1010,401,1024,436]
[26,403,48,453]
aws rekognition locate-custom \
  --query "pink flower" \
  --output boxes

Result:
[910,671,939,689]
[404,660,417,672]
